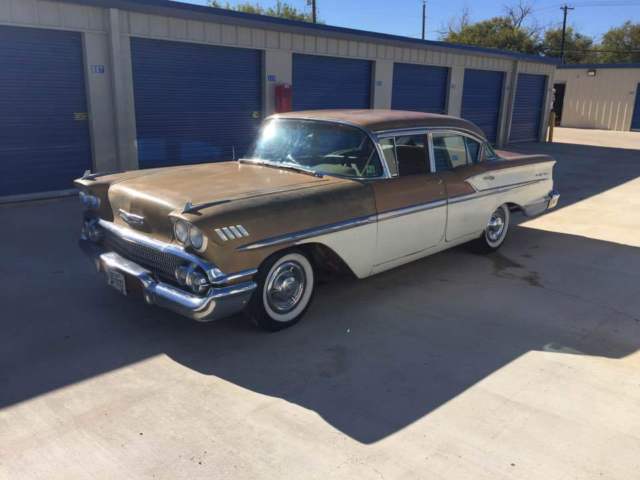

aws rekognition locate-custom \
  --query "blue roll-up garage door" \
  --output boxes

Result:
[391,63,449,114]
[0,26,91,197]
[292,54,372,110]
[510,73,547,142]
[461,69,505,143]
[131,38,262,169]
[631,84,640,131]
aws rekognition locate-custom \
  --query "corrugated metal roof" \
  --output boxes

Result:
[59,0,558,64]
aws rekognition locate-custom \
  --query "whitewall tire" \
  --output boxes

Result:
[248,250,315,331]
[472,204,511,253]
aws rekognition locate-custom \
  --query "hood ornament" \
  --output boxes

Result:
[118,209,145,227]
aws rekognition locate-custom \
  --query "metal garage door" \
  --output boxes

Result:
[292,54,372,110]
[461,69,505,143]
[391,63,449,114]
[0,26,91,198]
[631,84,640,132]
[510,73,547,142]
[130,38,262,169]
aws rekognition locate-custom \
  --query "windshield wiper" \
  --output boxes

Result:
[239,159,323,178]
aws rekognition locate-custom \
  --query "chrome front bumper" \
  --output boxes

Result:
[80,228,257,322]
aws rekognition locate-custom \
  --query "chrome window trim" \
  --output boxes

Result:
[375,129,433,176]
[429,128,487,171]
[97,219,256,284]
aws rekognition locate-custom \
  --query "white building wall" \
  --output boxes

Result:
[555,67,640,131]
[0,0,556,176]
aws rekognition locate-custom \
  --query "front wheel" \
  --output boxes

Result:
[247,250,315,331]
[471,204,511,253]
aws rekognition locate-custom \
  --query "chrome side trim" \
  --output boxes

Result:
[96,219,256,284]
[237,214,377,251]
[237,199,447,251]
[377,199,446,221]
[448,179,546,205]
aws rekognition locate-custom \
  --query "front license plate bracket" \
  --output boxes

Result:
[106,269,127,296]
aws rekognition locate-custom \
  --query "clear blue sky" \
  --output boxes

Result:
[184,0,640,42]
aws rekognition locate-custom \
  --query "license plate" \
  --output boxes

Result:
[106,269,127,296]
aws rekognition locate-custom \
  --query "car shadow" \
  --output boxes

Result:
[2,211,639,443]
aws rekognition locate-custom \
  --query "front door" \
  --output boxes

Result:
[372,134,447,268]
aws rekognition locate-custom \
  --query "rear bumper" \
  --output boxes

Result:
[80,237,256,323]
[523,190,560,217]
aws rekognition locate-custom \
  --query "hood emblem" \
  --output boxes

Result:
[118,209,145,227]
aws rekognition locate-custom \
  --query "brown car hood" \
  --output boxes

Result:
[101,162,335,239]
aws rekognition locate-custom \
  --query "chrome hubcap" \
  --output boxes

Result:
[266,261,306,314]
[486,208,507,243]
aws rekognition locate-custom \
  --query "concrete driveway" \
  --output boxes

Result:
[1,129,640,479]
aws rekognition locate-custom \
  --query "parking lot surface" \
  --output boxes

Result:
[1,128,639,479]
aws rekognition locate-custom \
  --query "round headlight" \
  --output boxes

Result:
[189,225,205,251]
[174,220,189,244]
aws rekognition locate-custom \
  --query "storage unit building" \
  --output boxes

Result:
[554,64,640,131]
[0,0,557,201]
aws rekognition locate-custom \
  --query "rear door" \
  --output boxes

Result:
[292,54,372,110]
[371,134,446,269]
[431,131,492,241]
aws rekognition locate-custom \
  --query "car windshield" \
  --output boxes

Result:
[245,119,384,178]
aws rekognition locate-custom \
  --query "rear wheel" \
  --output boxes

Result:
[247,250,315,331]
[471,204,510,253]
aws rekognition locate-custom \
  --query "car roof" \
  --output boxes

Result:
[269,109,487,139]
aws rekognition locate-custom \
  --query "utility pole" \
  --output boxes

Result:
[421,0,427,40]
[560,4,574,64]
[311,0,317,24]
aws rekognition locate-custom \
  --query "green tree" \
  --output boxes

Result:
[209,0,317,23]
[599,21,640,63]
[441,4,541,54]
[540,27,595,64]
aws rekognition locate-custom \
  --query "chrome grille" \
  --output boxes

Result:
[103,229,184,281]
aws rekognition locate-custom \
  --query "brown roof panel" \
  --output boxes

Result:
[270,109,486,139]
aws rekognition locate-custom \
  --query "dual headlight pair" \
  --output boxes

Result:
[173,219,207,252]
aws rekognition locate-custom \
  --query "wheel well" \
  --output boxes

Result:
[296,243,356,280]
[506,202,524,213]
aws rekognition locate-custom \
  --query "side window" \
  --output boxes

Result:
[379,138,398,177]
[432,133,468,170]
[482,142,500,161]
[395,135,429,176]
[465,137,481,164]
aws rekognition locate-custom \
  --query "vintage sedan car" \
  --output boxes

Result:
[76,110,559,331]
